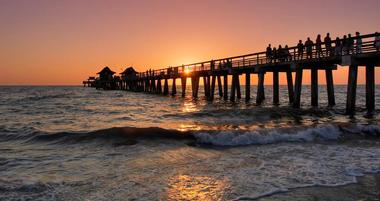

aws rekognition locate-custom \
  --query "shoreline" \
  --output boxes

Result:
[258,173,380,201]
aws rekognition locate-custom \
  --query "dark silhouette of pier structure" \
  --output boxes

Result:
[84,33,380,115]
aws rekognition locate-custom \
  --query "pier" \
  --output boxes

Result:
[84,33,380,115]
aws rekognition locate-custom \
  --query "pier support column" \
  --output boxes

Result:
[171,78,177,96]
[325,69,335,106]
[163,79,169,95]
[256,72,265,105]
[181,77,187,97]
[145,79,150,92]
[157,79,162,94]
[245,72,250,102]
[217,75,223,97]
[293,68,303,108]
[236,74,241,99]
[210,75,216,101]
[346,65,358,115]
[286,71,294,104]
[230,74,236,102]
[273,71,279,105]
[311,68,318,107]
[366,65,375,113]
[151,79,156,93]
[191,76,200,98]
[203,76,210,98]
[223,75,228,100]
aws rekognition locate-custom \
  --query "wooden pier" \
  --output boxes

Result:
[84,33,380,115]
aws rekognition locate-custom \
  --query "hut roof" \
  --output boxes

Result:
[120,67,137,75]
[97,66,116,75]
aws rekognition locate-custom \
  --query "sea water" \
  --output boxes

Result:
[0,85,379,200]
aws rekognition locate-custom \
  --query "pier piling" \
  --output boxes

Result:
[245,73,251,102]
[346,65,358,115]
[273,71,279,104]
[256,72,265,105]
[325,69,335,106]
[181,77,186,97]
[366,65,375,113]
[286,71,294,103]
[311,68,318,107]
[293,68,303,108]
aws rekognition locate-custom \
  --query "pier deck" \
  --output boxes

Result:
[84,33,380,115]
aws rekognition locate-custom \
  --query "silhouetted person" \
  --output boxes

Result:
[284,45,291,61]
[266,44,273,63]
[297,40,304,60]
[305,37,314,59]
[355,32,362,54]
[316,34,324,57]
[324,33,332,56]
[342,35,348,55]
[278,45,284,62]
[226,59,232,73]
[334,37,342,56]
[348,34,354,54]
[272,47,277,63]
[375,32,380,52]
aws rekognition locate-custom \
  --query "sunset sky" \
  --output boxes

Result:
[0,0,379,85]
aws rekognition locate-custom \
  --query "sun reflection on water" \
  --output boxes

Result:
[165,174,230,201]
[178,124,201,132]
[182,101,199,113]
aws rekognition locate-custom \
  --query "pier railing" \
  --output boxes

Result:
[137,33,378,78]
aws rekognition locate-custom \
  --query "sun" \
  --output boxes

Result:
[183,65,193,75]
[184,68,191,75]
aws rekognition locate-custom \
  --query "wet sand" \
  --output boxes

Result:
[258,174,380,201]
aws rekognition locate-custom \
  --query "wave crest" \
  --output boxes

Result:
[194,124,380,146]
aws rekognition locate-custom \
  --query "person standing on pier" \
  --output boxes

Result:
[266,44,273,63]
[218,61,222,70]
[316,34,324,58]
[348,34,354,54]
[297,40,304,60]
[355,32,362,54]
[278,45,284,62]
[305,37,314,59]
[324,33,332,56]
[342,35,348,55]
[334,37,342,56]
[375,32,380,52]
[284,45,291,61]
[272,47,277,63]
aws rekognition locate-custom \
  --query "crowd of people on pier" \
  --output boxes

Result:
[266,32,380,63]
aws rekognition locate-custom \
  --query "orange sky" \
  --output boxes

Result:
[0,0,379,85]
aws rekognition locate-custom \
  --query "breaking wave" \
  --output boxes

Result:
[194,123,380,146]
[1,124,380,146]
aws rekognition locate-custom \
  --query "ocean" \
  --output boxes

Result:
[0,85,379,200]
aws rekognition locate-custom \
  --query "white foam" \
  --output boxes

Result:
[195,124,341,146]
